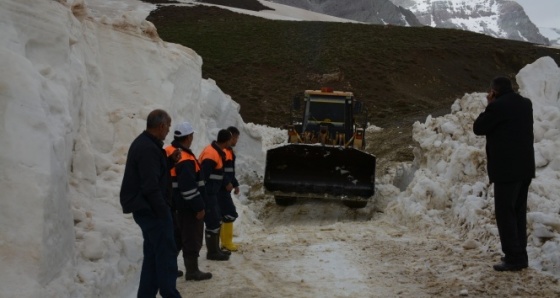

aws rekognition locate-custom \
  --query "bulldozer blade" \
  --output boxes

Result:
[264,144,376,200]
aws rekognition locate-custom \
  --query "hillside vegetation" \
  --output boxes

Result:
[147,4,560,128]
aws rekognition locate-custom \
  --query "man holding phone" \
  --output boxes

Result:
[473,77,535,271]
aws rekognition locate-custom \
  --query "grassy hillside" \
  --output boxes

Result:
[147,4,560,128]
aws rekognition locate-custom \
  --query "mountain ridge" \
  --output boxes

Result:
[266,0,550,45]
[391,0,549,45]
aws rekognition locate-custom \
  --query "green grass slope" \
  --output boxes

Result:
[147,5,560,128]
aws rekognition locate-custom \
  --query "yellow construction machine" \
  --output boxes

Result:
[264,88,376,208]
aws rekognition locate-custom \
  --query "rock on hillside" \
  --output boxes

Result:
[390,0,549,45]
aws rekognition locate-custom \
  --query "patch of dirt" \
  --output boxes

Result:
[367,106,451,174]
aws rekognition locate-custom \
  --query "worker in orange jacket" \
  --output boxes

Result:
[165,122,212,280]
[199,129,233,261]
[219,126,240,251]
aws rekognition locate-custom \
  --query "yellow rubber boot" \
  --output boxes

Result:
[220,222,238,252]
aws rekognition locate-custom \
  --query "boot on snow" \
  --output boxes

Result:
[220,222,238,252]
[185,256,212,281]
[206,231,230,261]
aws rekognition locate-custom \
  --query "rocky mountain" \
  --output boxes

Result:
[265,0,422,26]
[266,0,550,45]
[390,0,549,45]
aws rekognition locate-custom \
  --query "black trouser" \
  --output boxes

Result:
[132,209,181,298]
[218,190,238,223]
[177,209,204,258]
[204,193,221,232]
[171,210,182,253]
[494,179,531,264]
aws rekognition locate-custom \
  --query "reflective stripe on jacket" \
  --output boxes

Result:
[165,142,205,212]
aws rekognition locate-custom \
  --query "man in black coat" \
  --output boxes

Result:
[473,77,535,272]
[120,109,182,297]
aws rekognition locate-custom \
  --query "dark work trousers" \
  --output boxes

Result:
[171,210,182,254]
[204,193,221,232]
[132,209,182,298]
[494,179,531,265]
[177,209,204,258]
[218,191,238,223]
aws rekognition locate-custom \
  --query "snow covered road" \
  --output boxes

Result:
[178,196,560,297]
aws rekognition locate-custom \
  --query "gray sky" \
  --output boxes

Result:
[515,0,560,28]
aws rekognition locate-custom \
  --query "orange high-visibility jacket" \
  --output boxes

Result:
[199,142,226,195]
[222,147,239,190]
[165,144,204,211]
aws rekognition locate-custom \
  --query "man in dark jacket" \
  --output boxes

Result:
[120,109,182,298]
[473,77,535,272]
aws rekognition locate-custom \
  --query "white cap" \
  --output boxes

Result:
[174,121,195,137]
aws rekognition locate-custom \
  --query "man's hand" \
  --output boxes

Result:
[234,186,240,195]
[170,148,181,163]
[486,90,496,104]
[196,209,205,220]
[225,183,234,192]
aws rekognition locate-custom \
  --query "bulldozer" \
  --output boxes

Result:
[264,88,376,208]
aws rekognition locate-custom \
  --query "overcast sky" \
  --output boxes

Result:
[515,0,560,28]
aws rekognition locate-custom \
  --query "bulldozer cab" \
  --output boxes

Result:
[292,88,364,148]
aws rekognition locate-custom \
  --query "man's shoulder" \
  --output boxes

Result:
[504,92,530,101]
[493,92,524,106]
[521,95,532,105]
[199,144,212,155]
[507,93,532,108]
[131,132,161,153]
[132,132,150,146]
[199,144,215,159]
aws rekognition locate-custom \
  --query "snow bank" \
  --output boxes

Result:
[384,57,560,276]
[0,0,265,297]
